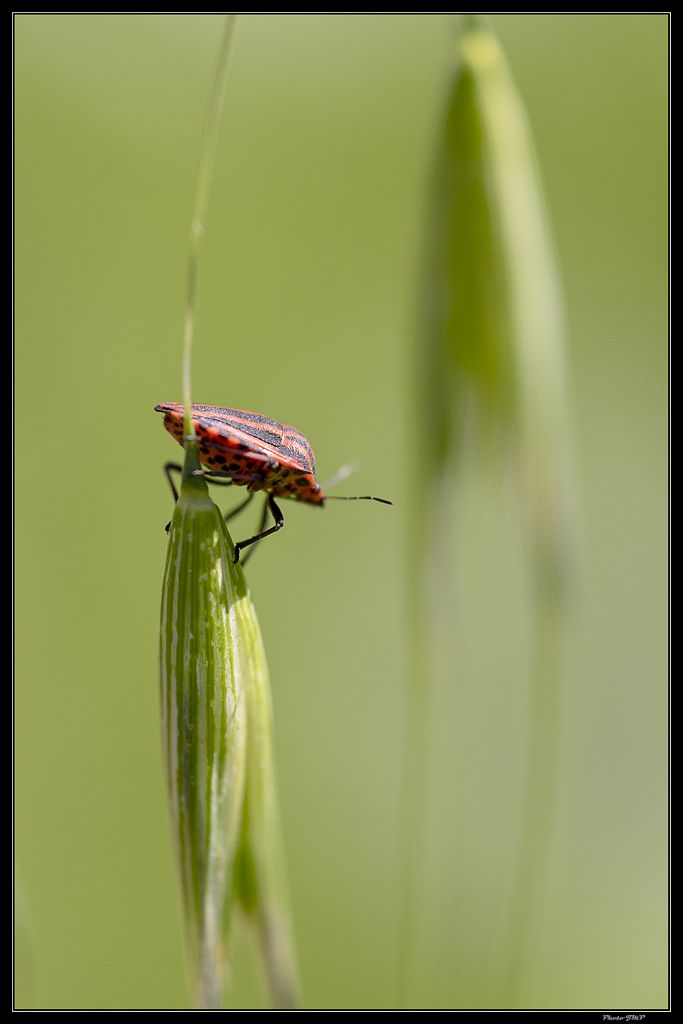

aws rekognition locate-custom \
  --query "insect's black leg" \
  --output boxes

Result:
[224,490,255,523]
[163,462,183,504]
[166,464,235,498]
[163,462,222,530]
[202,472,234,487]
[163,462,183,533]
[163,464,257,538]
[199,472,255,523]
[234,494,284,565]
[237,495,269,567]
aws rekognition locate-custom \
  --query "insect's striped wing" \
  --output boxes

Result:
[155,403,317,474]
[194,406,317,475]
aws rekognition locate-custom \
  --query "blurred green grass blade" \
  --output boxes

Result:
[439,27,578,1002]
[404,20,579,1006]
[159,443,248,1008]
[419,25,576,595]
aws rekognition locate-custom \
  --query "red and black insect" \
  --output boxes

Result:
[156,403,391,564]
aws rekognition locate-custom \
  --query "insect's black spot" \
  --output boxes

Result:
[229,463,241,472]
[296,477,309,487]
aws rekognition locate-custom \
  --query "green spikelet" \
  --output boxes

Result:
[159,443,300,1008]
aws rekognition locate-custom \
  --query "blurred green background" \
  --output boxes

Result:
[15,13,667,1010]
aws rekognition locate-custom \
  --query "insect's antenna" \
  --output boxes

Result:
[321,460,389,503]
[321,460,360,491]
[326,495,393,505]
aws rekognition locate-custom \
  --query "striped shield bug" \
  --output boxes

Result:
[155,403,392,564]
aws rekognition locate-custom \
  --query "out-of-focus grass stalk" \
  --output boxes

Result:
[159,15,300,1008]
[402,17,577,1005]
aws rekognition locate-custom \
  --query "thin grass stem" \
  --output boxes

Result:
[182,14,237,435]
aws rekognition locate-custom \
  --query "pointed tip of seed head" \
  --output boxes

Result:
[458,26,501,72]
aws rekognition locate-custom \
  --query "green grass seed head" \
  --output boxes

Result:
[159,442,300,1008]
[419,23,577,601]
[405,20,580,1005]
[159,446,247,1007]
